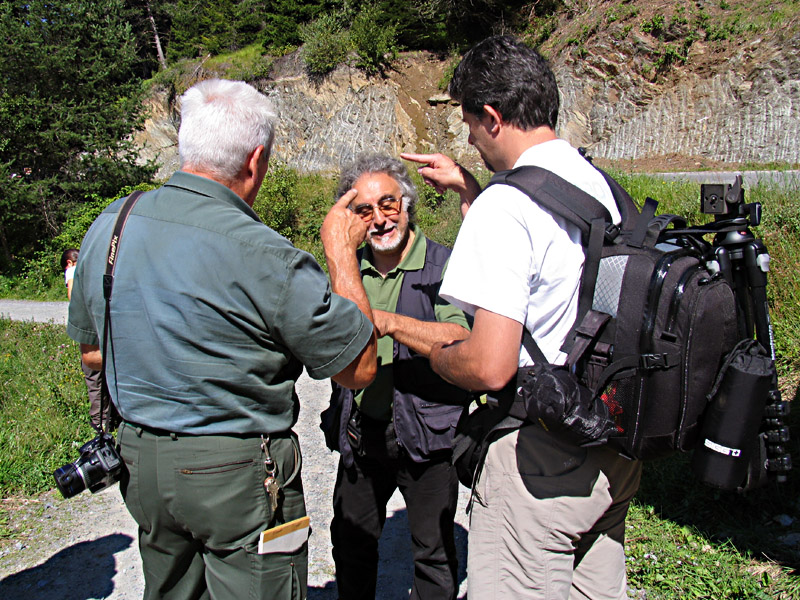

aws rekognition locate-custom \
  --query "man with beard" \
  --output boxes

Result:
[402,35,642,600]
[322,154,471,600]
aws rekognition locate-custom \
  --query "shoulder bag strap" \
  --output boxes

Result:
[98,191,144,433]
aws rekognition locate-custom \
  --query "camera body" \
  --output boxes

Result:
[53,432,124,498]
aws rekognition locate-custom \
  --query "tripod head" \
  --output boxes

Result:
[695,175,791,488]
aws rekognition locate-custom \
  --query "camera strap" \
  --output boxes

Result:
[98,190,145,434]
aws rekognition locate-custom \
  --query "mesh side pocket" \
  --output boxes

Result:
[602,375,643,456]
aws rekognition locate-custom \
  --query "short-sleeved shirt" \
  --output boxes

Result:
[439,139,618,367]
[355,225,468,421]
[64,265,75,287]
[68,171,372,436]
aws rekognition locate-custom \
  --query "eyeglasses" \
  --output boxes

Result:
[350,197,402,222]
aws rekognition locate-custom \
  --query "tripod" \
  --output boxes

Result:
[702,177,792,488]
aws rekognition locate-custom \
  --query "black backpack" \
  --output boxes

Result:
[485,165,742,461]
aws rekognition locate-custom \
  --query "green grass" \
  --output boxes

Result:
[0,167,799,594]
[0,319,94,500]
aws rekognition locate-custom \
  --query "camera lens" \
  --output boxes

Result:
[53,462,87,499]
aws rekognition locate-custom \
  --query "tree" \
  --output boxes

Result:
[0,1,155,270]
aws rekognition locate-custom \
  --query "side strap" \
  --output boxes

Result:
[629,197,658,248]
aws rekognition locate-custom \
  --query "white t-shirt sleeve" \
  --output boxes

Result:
[439,188,532,324]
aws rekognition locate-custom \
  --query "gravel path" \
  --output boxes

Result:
[0,301,471,599]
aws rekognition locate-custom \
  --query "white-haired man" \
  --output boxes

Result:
[67,79,377,600]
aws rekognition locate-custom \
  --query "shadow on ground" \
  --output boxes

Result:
[0,533,133,600]
[309,508,469,599]
[634,385,800,572]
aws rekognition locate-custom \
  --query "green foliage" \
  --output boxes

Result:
[261,0,329,51]
[566,24,596,58]
[525,13,560,49]
[204,43,275,81]
[166,0,239,60]
[300,13,350,77]
[641,13,666,36]
[252,164,301,237]
[437,49,462,91]
[300,3,399,77]
[0,0,156,271]
[350,4,398,75]
[0,320,94,496]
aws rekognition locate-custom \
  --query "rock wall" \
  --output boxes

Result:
[134,31,799,178]
[554,29,800,164]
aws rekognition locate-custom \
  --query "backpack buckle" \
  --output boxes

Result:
[604,223,620,241]
[641,353,678,369]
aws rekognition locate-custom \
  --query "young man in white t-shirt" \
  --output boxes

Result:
[402,35,642,600]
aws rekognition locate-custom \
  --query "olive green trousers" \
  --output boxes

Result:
[117,422,308,600]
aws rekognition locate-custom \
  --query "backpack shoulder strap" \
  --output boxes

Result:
[488,166,617,243]
[486,166,612,355]
[591,165,641,233]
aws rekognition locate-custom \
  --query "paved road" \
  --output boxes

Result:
[0,299,68,324]
[0,300,471,599]
[652,169,800,189]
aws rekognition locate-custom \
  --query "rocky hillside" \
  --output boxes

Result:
[133,0,800,178]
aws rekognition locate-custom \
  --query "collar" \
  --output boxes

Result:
[163,171,260,221]
[360,224,426,276]
[514,139,571,168]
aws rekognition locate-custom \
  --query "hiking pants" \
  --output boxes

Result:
[468,423,642,600]
[330,416,459,600]
[117,422,308,600]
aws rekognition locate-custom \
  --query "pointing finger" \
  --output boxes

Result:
[335,188,358,208]
[400,152,437,165]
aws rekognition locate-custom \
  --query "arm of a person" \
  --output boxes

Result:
[373,309,469,357]
[80,343,102,370]
[429,308,521,392]
[321,190,378,389]
[400,152,482,218]
[66,277,74,301]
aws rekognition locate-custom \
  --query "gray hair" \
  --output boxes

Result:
[336,154,418,223]
[178,79,277,182]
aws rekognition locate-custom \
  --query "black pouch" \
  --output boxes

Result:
[691,339,773,490]
[517,363,619,447]
[451,391,523,488]
[346,408,363,455]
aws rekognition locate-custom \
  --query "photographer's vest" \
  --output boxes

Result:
[325,238,470,467]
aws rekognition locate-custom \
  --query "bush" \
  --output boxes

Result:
[300,13,350,77]
[252,163,300,237]
[18,184,157,298]
[349,4,398,76]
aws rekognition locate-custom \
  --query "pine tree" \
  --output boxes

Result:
[0,0,154,269]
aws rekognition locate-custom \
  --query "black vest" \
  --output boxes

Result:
[322,236,470,466]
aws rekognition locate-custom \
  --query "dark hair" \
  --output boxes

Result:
[337,154,418,224]
[448,35,559,131]
[60,248,79,270]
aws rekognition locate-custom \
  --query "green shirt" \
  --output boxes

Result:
[355,225,468,421]
[68,171,372,435]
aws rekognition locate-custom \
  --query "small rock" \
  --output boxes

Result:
[427,94,452,105]
[774,514,794,526]
[779,533,800,547]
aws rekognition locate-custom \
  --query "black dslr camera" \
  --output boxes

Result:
[53,432,124,498]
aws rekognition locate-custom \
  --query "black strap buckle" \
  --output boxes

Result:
[641,353,676,369]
